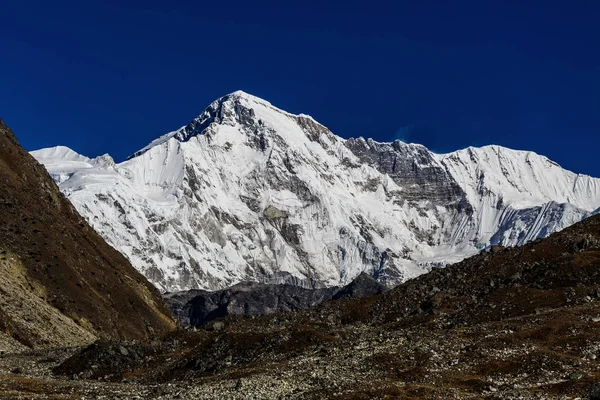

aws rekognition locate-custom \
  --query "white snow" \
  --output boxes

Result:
[31,91,600,292]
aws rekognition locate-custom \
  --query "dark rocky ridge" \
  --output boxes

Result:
[0,120,175,350]
[164,272,387,327]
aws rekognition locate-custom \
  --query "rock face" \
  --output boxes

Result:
[32,91,600,292]
[332,272,387,300]
[0,120,175,351]
[164,272,386,327]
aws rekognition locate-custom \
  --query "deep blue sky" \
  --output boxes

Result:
[1,1,599,176]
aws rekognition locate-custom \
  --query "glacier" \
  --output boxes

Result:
[31,90,600,292]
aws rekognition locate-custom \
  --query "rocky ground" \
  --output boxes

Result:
[3,215,600,399]
[2,302,600,399]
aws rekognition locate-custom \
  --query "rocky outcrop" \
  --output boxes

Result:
[345,138,469,208]
[332,272,387,300]
[0,120,175,351]
[164,272,387,327]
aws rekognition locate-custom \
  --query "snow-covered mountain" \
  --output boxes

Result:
[31,91,600,292]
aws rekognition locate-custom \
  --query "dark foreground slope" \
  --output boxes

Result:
[0,120,175,351]
[44,214,600,399]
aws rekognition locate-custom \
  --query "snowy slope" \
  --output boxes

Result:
[32,91,600,291]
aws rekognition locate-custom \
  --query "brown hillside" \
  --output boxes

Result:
[0,119,175,350]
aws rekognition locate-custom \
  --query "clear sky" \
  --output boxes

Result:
[1,1,599,176]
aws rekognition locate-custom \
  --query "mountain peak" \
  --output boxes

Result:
[130,90,314,158]
[215,90,275,112]
[227,89,263,100]
[31,146,89,162]
[229,89,249,96]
